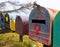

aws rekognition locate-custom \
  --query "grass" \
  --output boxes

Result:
[0,32,43,47]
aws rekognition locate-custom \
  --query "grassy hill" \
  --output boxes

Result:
[0,33,43,47]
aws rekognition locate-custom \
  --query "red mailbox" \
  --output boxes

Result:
[15,16,29,41]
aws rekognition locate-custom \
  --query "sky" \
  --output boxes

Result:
[0,0,60,10]
[37,0,60,10]
[0,0,60,21]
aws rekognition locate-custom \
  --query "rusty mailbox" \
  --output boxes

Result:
[29,6,52,46]
[15,16,29,41]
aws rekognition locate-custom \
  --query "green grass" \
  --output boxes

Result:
[0,33,43,47]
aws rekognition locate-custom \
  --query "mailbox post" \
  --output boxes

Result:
[29,4,52,47]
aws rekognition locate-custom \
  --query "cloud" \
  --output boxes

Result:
[37,0,60,10]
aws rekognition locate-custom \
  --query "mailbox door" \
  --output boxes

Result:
[53,11,60,47]
[15,16,23,35]
[29,7,51,45]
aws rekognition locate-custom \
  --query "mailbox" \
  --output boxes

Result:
[5,13,10,30]
[0,11,5,33]
[15,16,29,35]
[29,6,52,46]
[53,11,60,47]
[0,12,10,33]
[15,16,23,35]
[15,16,29,41]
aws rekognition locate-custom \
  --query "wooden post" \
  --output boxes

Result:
[19,35,23,42]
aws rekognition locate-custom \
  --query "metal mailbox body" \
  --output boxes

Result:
[15,16,23,35]
[29,6,51,46]
[15,16,29,35]
[53,11,60,47]
[15,16,29,41]
[0,12,10,33]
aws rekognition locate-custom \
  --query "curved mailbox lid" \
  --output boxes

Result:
[15,16,29,35]
[29,6,51,46]
[53,11,60,47]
